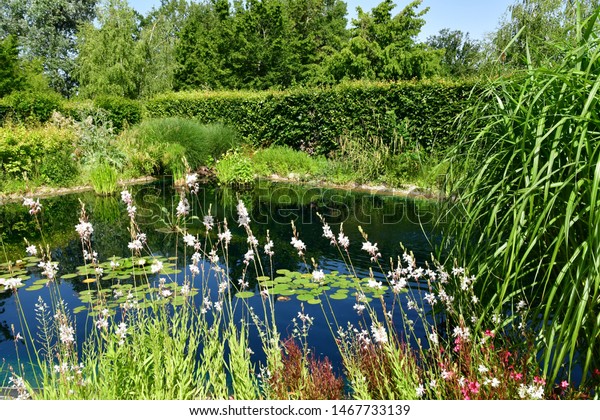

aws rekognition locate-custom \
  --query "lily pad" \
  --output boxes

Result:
[235,291,255,299]
[60,273,80,280]
[25,284,44,291]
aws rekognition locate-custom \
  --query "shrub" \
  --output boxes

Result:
[251,146,321,177]
[214,149,254,186]
[0,90,63,124]
[0,125,78,187]
[94,96,142,131]
[134,118,239,170]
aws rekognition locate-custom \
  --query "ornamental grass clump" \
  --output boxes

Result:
[441,7,600,386]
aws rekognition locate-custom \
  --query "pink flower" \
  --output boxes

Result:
[560,380,569,389]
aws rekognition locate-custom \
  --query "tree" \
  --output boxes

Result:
[0,35,23,96]
[76,0,141,98]
[426,28,481,77]
[320,0,441,82]
[174,0,349,90]
[491,0,600,68]
[0,0,97,96]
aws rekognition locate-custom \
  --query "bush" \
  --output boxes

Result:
[94,96,142,131]
[0,90,64,124]
[214,149,254,186]
[145,80,476,154]
[251,146,321,177]
[134,118,240,170]
[0,125,78,187]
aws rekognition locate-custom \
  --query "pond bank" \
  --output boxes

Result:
[0,174,441,205]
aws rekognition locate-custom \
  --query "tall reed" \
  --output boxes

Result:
[441,6,600,385]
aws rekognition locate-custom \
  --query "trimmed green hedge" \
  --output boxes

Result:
[144,80,477,154]
[0,91,64,124]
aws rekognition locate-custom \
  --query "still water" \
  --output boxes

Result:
[0,180,444,382]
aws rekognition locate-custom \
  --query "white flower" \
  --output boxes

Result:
[26,244,37,256]
[110,260,120,269]
[452,326,471,341]
[416,384,425,397]
[312,269,325,283]
[160,289,172,298]
[75,220,94,240]
[183,234,197,247]
[176,197,190,217]
[429,379,437,388]
[38,261,59,280]
[218,229,232,245]
[237,200,250,227]
[59,324,75,345]
[128,240,143,251]
[189,264,200,276]
[478,364,489,373]
[452,267,465,276]
[290,237,306,256]
[424,293,437,305]
[264,240,274,257]
[150,260,163,274]
[491,314,502,324]
[214,302,223,312]
[429,332,439,345]
[517,300,527,311]
[370,323,388,344]
[491,377,500,388]
[115,322,128,345]
[353,303,366,315]
[203,214,214,230]
[23,197,42,215]
[3,277,23,291]
[367,278,382,289]
[181,283,190,296]
[338,231,349,249]
[322,223,335,244]
[238,279,249,290]
[243,249,255,265]
[121,190,132,205]
[441,370,452,380]
[361,241,381,262]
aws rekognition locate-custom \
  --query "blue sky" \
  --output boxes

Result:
[128,0,515,41]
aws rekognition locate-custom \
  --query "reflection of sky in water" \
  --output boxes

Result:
[0,180,443,383]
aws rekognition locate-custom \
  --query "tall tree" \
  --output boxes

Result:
[76,0,141,98]
[320,0,441,82]
[0,0,97,96]
[426,28,481,77]
[0,35,23,96]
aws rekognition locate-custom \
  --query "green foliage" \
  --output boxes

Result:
[491,0,600,69]
[320,0,441,82]
[215,149,255,186]
[174,0,349,90]
[146,80,475,154]
[426,28,481,77]
[251,146,323,177]
[93,96,142,131]
[442,10,600,385]
[89,162,118,195]
[134,117,240,172]
[0,0,97,96]
[0,125,78,187]
[0,35,24,96]
[0,90,64,124]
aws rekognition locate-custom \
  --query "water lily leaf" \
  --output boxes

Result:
[73,306,87,314]
[25,284,43,291]
[306,298,321,305]
[296,293,315,301]
[329,293,348,300]
[171,296,186,306]
[275,269,291,275]
[235,291,254,299]
[60,273,79,280]
[276,289,296,296]
[256,276,270,281]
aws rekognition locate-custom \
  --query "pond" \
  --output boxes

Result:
[0,179,444,383]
